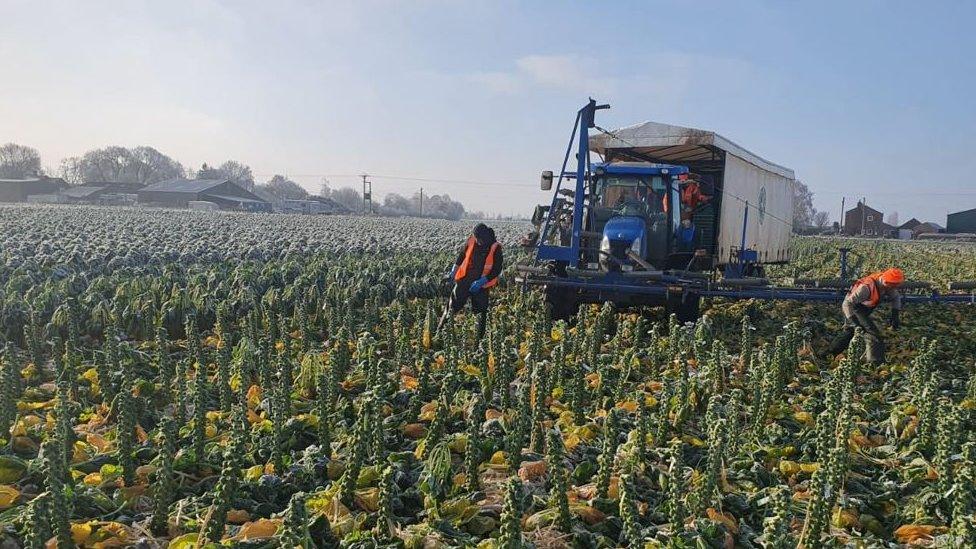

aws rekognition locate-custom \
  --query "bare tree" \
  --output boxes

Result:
[316,183,467,218]
[382,192,416,216]
[887,211,900,227]
[329,187,364,212]
[196,162,218,178]
[812,210,831,229]
[60,146,184,185]
[258,175,308,200]
[418,192,465,220]
[792,180,816,231]
[0,143,42,178]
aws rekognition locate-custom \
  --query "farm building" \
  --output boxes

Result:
[285,196,352,214]
[893,218,941,238]
[898,218,922,232]
[0,176,67,202]
[310,195,351,213]
[60,182,140,205]
[947,207,976,234]
[843,202,886,236]
[138,178,271,212]
[895,218,921,239]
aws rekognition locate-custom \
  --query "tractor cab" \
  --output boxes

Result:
[588,162,689,271]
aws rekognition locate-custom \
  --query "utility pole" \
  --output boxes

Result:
[361,174,372,215]
[419,187,423,217]
[840,196,845,233]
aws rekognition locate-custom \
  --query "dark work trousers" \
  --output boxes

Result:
[828,308,885,364]
[440,280,490,340]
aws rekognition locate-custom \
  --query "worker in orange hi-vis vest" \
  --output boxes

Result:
[680,177,711,212]
[438,223,504,340]
[828,268,904,364]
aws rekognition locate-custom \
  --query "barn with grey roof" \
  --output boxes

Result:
[0,176,67,202]
[137,178,271,212]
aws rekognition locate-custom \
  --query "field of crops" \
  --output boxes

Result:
[1,204,976,548]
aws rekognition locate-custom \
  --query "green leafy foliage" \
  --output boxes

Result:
[0,208,974,547]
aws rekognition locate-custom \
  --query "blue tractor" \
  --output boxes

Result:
[520,100,719,320]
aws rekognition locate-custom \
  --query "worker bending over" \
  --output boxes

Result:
[828,268,904,364]
[440,223,504,340]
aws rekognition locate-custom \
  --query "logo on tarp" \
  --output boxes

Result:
[758,187,767,226]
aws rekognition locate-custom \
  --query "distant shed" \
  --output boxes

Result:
[0,176,67,202]
[948,208,976,234]
[61,185,107,201]
[308,196,352,214]
[138,178,271,212]
[59,182,139,205]
[898,218,922,232]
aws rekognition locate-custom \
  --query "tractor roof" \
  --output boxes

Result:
[592,162,689,176]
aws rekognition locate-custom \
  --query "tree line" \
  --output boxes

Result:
[2,141,828,227]
[0,142,466,220]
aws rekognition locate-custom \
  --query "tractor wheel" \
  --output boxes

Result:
[545,285,579,322]
[743,264,766,278]
[666,290,700,323]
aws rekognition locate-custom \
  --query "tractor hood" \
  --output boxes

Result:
[603,216,644,243]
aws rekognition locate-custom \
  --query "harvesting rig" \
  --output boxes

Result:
[516,100,976,320]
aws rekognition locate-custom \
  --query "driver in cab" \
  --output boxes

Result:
[607,185,645,209]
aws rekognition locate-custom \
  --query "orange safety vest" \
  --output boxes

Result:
[681,181,707,210]
[455,236,501,288]
[849,272,883,308]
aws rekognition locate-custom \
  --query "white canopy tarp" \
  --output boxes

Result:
[591,120,795,264]
[589,120,794,180]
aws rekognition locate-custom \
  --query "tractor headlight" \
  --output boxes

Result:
[600,235,610,255]
[629,237,642,256]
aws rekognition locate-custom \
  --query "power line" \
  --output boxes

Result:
[255,172,536,189]
[814,189,976,197]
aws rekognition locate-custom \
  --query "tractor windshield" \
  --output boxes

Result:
[596,175,667,217]
[594,174,672,266]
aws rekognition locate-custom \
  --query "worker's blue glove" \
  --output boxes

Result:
[469,276,488,293]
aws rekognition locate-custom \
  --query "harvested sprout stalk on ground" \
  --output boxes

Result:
[0,205,975,547]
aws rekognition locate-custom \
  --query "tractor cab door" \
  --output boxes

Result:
[644,176,672,267]
[668,176,701,269]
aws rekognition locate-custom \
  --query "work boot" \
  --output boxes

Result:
[865,337,885,365]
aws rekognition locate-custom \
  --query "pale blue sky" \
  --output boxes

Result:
[2,1,974,221]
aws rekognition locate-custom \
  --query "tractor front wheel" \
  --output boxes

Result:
[666,290,700,323]
[545,285,579,322]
